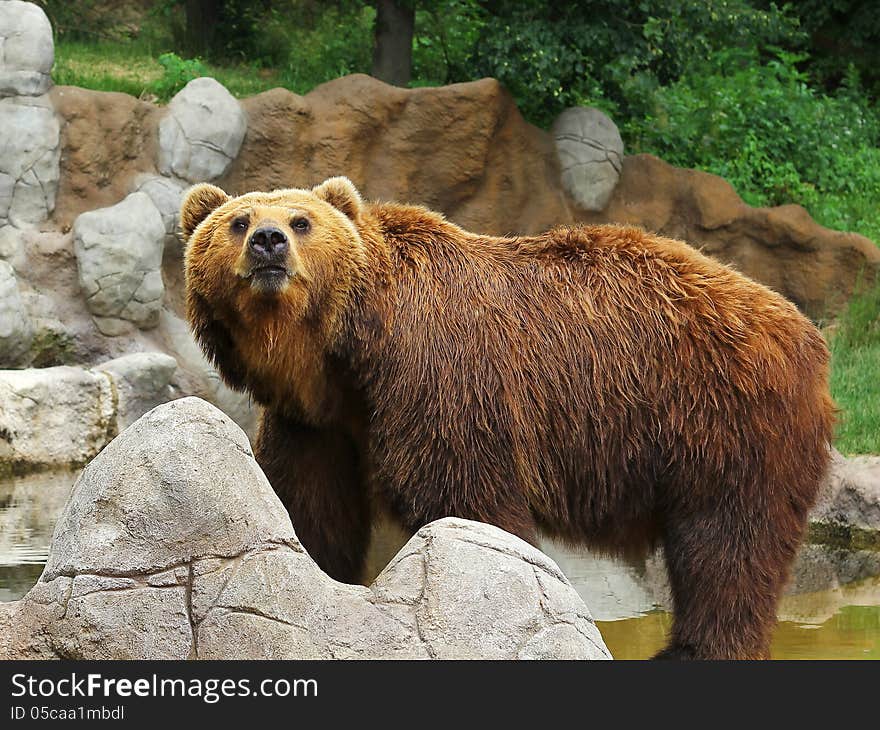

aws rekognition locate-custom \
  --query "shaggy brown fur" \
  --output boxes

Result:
[182,177,835,660]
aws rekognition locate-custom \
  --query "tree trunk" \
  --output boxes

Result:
[372,0,415,87]
[184,0,222,57]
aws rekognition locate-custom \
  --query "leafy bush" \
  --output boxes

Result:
[153,52,209,101]
[621,50,880,240]
[412,0,486,86]
[277,3,375,90]
[467,0,801,127]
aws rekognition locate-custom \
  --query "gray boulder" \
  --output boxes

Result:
[0,260,32,366]
[2,397,611,660]
[158,78,247,183]
[0,1,53,97]
[0,353,177,471]
[811,448,880,540]
[0,225,23,266]
[73,192,166,335]
[94,352,178,431]
[130,174,186,251]
[0,94,60,227]
[553,106,624,212]
[0,365,115,470]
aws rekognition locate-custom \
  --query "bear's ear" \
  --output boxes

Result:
[312,176,362,221]
[180,183,230,239]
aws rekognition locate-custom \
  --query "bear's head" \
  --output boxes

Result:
[182,176,366,303]
[181,177,371,410]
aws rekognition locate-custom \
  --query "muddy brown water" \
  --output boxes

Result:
[2,470,879,659]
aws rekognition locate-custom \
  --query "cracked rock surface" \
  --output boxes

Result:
[158,78,247,183]
[812,448,880,535]
[0,94,60,227]
[0,259,32,366]
[130,174,186,252]
[0,1,53,98]
[0,397,611,660]
[553,106,623,213]
[73,191,166,335]
[0,352,177,471]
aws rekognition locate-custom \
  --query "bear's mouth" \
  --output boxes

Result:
[246,264,293,294]
[249,264,290,277]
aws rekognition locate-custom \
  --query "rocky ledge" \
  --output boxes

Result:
[0,397,610,660]
[810,448,880,549]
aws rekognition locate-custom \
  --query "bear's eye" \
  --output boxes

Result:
[291,217,310,233]
[231,217,249,233]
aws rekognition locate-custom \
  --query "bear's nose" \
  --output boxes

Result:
[248,227,289,259]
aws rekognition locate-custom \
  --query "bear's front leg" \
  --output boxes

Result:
[255,409,371,584]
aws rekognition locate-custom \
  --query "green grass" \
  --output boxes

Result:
[829,279,880,455]
[831,342,880,454]
[53,39,289,101]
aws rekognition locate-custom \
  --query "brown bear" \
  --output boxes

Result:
[181,176,834,659]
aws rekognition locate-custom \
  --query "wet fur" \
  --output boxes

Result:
[183,180,835,660]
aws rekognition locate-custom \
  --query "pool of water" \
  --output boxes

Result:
[544,539,880,659]
[0,469,79,602]
[596,583,880,659]
[2,469,880,659]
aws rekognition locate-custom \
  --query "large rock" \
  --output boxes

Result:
[0,1,53,98]
[0,94,60,227]
[0,260,32,366]
[2,397,611,660]
[73,191,165,335]
[130,174,185,251]
[0,353,177,472]
[158,78,247,183]
[0,365,115,471]
[579,154,880,318]
[553,106,624,212]
[811,448,880,545]
[94,352,178,431]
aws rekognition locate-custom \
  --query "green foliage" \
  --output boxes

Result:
[36,0,126,41]
[154,53,209,101]
[411,1,486,85]
[274,3,375,89]
[623,50,880,225]
[468,0,802,127]
[769,0,880,99]
[833,275,880,351]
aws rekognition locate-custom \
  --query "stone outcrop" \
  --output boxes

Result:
[0,94,60,228]
[0,353,177,474]
[0,397,611,660]
[130,174,186,251]
[0,260,32,366]
[73,192,166,335]
[0,1,53,98]
[157,78,247,183]
[811,448,880,547]
[93,352,178,431]
[552,106,623,212]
